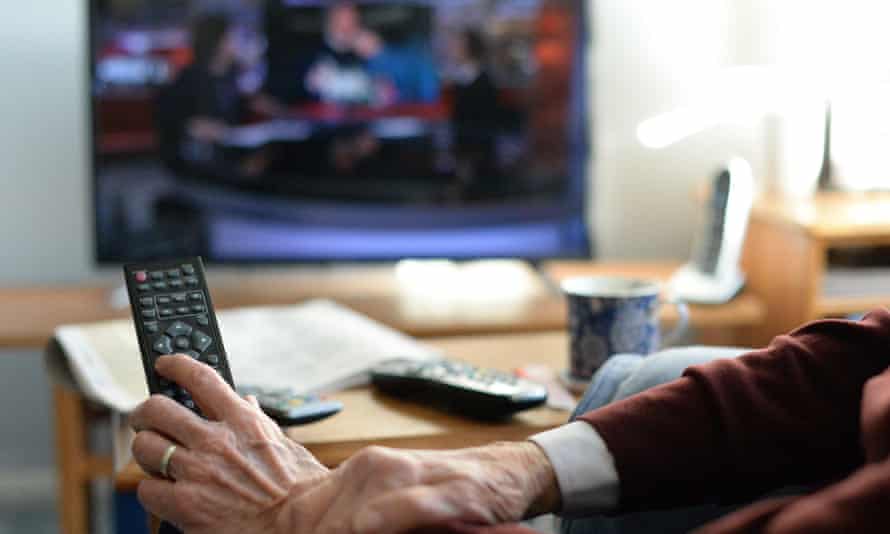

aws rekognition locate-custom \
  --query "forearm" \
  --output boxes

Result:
[398,444,562,533]
[277,441,562,534]
[582,308,890,512]
[448,441,561,518]
[514,441,562,517]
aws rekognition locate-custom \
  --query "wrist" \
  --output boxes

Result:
[274,472,330,534]
[482,441,561,518]
[515,441,562,517]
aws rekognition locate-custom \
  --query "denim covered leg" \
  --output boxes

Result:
[560,346,749,534]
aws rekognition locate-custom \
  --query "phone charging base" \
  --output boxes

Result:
[668,264,745,305]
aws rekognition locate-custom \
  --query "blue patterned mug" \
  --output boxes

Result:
[561,276,689,384]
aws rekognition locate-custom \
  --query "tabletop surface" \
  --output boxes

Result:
[752,191,890,242]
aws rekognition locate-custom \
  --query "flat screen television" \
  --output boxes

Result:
[91,0,591,262]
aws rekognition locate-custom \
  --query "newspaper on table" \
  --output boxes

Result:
[45,299,442,470]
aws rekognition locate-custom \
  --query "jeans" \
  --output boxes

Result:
[560,346,749,534]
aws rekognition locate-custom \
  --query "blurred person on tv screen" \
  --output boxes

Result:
[448,29,502,198]
[304,2,374,104]
[156,12,279,184]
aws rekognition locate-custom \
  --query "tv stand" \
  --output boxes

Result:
[29,261,768,534]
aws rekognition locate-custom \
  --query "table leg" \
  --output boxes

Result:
[53,385,90,534]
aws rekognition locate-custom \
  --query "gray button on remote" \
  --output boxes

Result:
[192,331,212,352]
[153,336,173,354]
[166,321,192,337]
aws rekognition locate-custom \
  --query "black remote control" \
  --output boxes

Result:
[124,258,234,534]
[371,358,548,419]
[124,257,235,410]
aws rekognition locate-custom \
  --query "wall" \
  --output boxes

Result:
[0,0,92,516]
[590,0,772,260]
[0,0,93,284]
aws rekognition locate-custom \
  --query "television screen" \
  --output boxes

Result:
[92,0,591,262]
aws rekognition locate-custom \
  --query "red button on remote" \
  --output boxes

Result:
[135,271,148,283]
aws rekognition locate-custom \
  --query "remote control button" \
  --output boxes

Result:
[176,306,191,315]
[173,294,187,304]
[197,315,209,326]
[166,269,181,278]
[166,321,192,337]
[141,309,156,319]
[137,284,151,292]
[153,282,168,291]
[159,308,174,318]
[161,388,177,398]
[139,297,154,308]
[184,277,199,287]
[182,264,195,275]
[204,353,220,365]
[157,296,171,305]
[169,280,184,289]
[184,350,201,359]
[150,271,165,281]
[183,399,196,410]
[191,331,212,352]
[152,335,173,354]
[174,337,191,350]
[191,304,205,313]
[144,322,159,334]
[189,292,203,302]
[134,271,148,283]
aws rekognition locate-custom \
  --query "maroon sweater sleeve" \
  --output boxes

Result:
[693,364,890,533]
[579,308,890,512]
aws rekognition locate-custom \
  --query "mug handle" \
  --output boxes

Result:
[660,296,689,347]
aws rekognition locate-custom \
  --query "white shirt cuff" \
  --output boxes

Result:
[530,421,619,516]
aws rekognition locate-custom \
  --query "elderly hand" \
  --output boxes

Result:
[130,355,328,533]
[304,441,560,534]
[130,355,559,534]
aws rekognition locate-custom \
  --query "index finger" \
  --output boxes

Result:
[155,355,243,421]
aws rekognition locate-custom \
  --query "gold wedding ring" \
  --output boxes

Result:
[159,444,178,479]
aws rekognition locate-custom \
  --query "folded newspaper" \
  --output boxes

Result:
[46,299,442,414]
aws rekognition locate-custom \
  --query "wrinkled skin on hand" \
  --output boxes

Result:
[284,441,557,534]
[130,355,559,534]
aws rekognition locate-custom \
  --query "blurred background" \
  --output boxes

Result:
[4,0,890,532]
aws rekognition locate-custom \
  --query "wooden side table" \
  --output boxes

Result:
[742,191,890,345]
[5,261,765,534]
